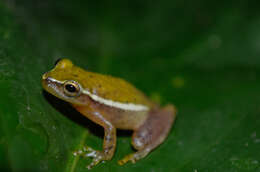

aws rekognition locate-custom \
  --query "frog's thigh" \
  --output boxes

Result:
[132,105,176,154]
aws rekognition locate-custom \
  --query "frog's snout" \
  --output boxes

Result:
[42,72,49,80]
[41,74,54,90]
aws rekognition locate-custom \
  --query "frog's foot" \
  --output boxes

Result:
[73,146,106,169]
[118,148,150,165]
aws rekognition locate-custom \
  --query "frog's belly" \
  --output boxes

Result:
[93,99,149,130]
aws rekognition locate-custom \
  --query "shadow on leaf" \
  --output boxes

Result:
[42,90,133,139]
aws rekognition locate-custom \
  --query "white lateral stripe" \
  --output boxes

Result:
[81,89,149,111]
[47,77,65,84]
[46,77,149,111]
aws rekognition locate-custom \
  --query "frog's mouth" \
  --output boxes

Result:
[42,76,65,99]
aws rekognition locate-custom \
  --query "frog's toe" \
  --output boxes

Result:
[73,146,106,169]
[118,153,137,165]
[86,153,105,169]
[86,150,107,169]
[83,146,100,158]
[118,149,150,165]
[73,146,94,157]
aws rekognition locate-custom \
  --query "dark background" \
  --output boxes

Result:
[0,0,260,171]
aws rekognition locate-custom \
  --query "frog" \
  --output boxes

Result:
[42,59,177,169]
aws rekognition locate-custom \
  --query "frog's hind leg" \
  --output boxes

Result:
[118,105,177,165]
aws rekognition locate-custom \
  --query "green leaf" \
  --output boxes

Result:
[1,0,260,171]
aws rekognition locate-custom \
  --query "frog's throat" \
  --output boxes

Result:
[47,77,149,112]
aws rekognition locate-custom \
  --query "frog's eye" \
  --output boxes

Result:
[63,81,80,97]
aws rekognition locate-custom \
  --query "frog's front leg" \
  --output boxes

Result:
[73,106,116,169]
[118,105,177,165]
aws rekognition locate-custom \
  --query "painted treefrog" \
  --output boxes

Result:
[42,59,177,169]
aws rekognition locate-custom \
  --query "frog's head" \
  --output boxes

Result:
[42,59,89,105]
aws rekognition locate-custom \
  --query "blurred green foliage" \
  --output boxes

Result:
[0,0,260,171]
